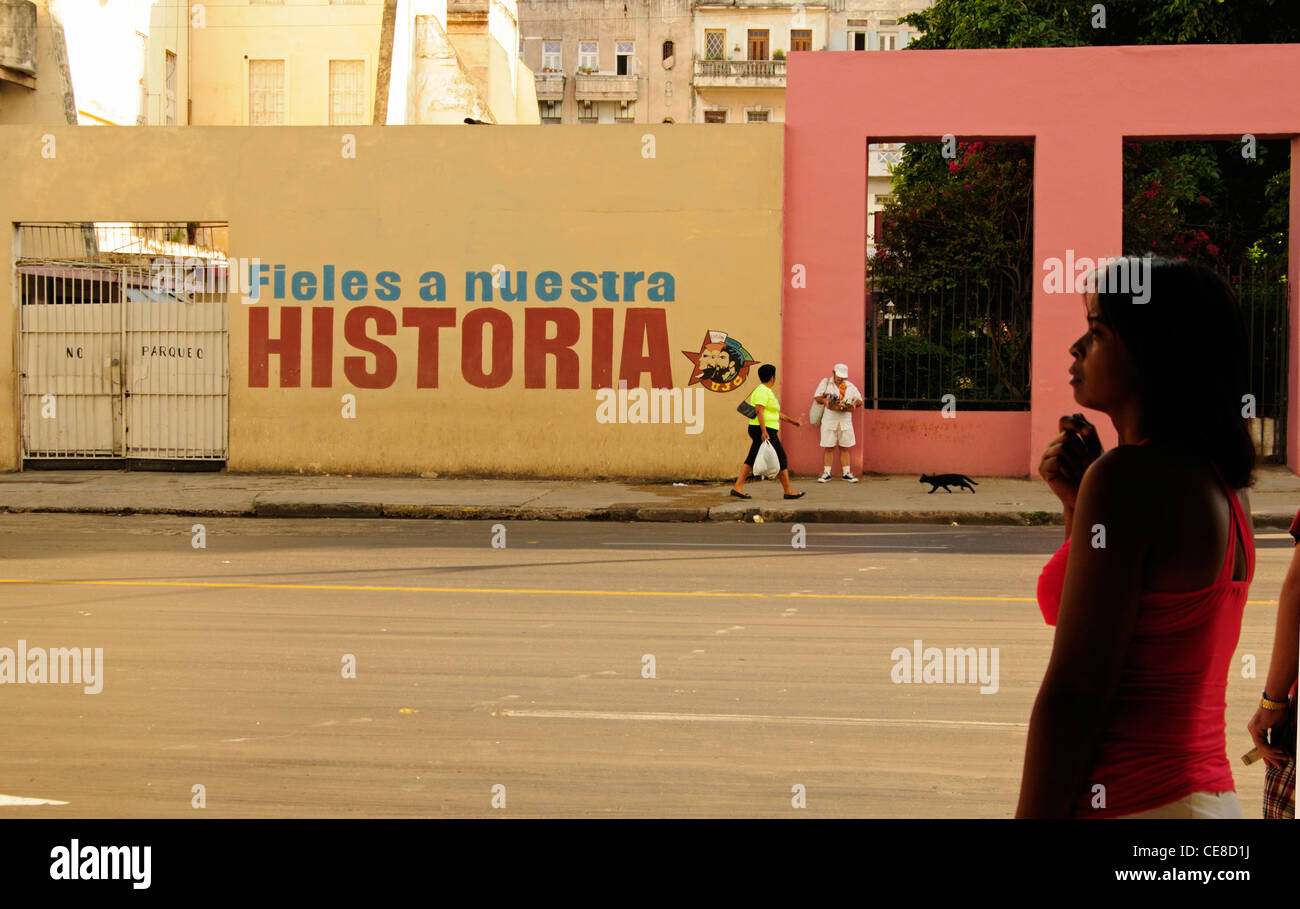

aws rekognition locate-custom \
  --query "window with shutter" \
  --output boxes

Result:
[543,40,562,70]
[249,60,285,125]
[328,60,366,126]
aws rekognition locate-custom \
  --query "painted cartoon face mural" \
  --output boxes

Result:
[682,330,757,393]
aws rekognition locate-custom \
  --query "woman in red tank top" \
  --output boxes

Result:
[1016,258,1257,819]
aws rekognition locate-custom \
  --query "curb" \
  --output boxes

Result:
[1,504,1293,528]
[706,507,1060,525]
[254,501,383,518]
[0,505,256,517]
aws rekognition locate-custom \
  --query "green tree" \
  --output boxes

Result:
[873,140,1034,402]
[894,0,1295,269]
[870,0,1295,407]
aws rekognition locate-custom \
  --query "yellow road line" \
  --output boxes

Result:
[0,577,1280,605]
[498,708,1027,729]
[0,578,762,597]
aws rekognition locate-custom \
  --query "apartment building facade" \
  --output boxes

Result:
[517,0,692,124]
[188,0,383,126]
[190,0,538,126]
[691,0,927,123]
[0,0,189,127]
[829,2,922,52]
[692,1,827,124]
[1,0,537,128]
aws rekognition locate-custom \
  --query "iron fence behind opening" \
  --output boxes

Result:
[864,260,1288,461]
[866,270,1031,412]
[1226,260,1288,463]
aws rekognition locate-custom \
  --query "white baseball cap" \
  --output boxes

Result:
[833,363,849,378]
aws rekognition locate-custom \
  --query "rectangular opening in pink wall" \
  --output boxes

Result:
[862,138,1035,476]
[1117,137,1291,466]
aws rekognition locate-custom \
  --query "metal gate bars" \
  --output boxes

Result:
[16,223,230,464]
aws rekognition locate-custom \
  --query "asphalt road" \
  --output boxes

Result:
[0,515,1293,818]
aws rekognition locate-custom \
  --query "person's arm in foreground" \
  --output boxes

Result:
[1247,540,1300,766]
[780,411,800,427]
[1017,449,1146,817]
[755,405,767,440]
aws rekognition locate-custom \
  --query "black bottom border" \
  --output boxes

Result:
[2,819,1293,896]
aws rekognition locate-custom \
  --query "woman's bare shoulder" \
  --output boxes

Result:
[1081,444,1153,493]
[1080,443,1201,531]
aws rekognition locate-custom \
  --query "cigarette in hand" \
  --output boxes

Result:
[1241,747,1262,765]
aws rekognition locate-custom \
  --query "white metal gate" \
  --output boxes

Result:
[18,265,123,457]
[16,223,230,462]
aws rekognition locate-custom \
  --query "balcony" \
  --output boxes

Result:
[574,73,639,102]
[534,72,566,101]
[694,59,786,88]
[0,0,37,89]
[869,144,903,178]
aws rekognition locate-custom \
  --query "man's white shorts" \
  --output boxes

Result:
[820,420,855,448]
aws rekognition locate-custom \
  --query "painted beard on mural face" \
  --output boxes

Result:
[697,345,742,384]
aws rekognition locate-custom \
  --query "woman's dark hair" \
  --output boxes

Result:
[1094,256,1255,488]
[758,363,776,383]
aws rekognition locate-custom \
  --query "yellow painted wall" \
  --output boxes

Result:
[0,124,783,478]
[513,58,539,122]
[486,27,515,123]
[188,0,381,125]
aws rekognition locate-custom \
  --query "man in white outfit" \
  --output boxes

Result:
[814,363,863,482]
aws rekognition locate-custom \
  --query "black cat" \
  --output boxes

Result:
[920,473,978,493]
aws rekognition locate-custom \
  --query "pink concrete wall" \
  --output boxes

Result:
[861,411,1029,477]
[784,45,1300,478]
[1291,137,1300,474]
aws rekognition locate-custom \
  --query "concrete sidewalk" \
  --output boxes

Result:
[1,466,1297,527]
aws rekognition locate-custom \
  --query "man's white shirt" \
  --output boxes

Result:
[815,377,862,426]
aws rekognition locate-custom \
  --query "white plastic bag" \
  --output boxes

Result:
[753,439,780,479]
